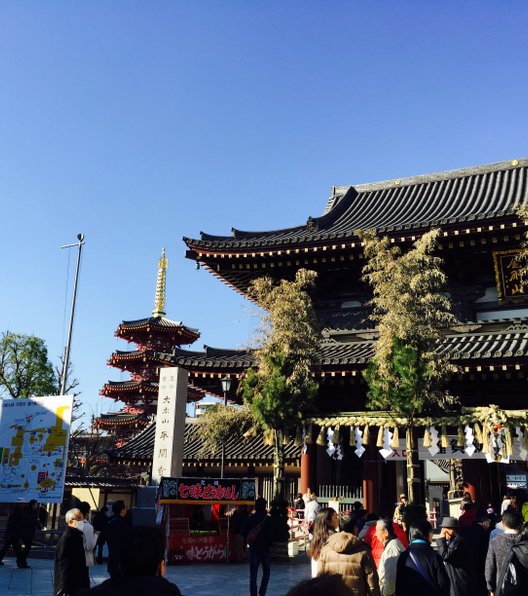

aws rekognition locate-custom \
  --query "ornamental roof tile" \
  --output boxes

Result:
[184,159,528,251]
[116,316,200,344]
[108,420,301,464]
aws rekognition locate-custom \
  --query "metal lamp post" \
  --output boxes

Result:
[59,233,85,396]
[220,376,232,479]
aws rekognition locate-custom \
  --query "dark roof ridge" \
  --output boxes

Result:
[335,158,526,197]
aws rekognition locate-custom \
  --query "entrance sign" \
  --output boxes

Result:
[378,435,525,462]
[0,396,73,503]
[152,367,188,485]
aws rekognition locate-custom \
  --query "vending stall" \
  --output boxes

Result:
[157,476,256,563]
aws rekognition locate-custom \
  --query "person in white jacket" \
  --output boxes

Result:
[78,501,98,567]
[375,518,405,596]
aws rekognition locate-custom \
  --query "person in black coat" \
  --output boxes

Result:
[105,501,130,578]
[92,506,109,564]
[242,497,274,596]
[54,508,90,596]
[77,525,182,596]
[395,519,450,596]
[0,503,24,566]
[436,516,472,596]
[19,499,41,567]
[458,509,491,596]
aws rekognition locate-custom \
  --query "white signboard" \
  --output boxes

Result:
[151,367,188,485]
[0,396,73,503]
[378,435,525,463]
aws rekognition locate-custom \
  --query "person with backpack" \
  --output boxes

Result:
[395,519,450,596]
[485,509,523,595]
[496,521,528,596]
[242,497,274,596]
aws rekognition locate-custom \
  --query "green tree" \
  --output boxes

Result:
[0,332,57,398]
[240,269,320,501]
[196,403,254,459]
[359,229,458,503]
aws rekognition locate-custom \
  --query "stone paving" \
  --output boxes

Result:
[0,553,312,595]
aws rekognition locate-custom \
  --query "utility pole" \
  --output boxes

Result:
[59,234,85,395]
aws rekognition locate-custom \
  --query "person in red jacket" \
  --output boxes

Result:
[363,518,408,568]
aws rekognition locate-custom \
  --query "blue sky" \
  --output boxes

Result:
[0,1,527,423]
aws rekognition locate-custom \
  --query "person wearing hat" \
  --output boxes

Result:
[392,495,407,527]
[436,516,472,596]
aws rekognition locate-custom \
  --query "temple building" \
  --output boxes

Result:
[111,158,528,514]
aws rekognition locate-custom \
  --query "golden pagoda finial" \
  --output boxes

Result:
[152,248,168,317]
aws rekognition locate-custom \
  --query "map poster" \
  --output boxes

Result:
[0,395,73,503]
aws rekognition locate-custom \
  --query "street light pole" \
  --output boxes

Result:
[220,376,232,479]
[59,233,85,396]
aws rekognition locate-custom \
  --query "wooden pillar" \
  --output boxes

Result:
[300,449,311,494]
[362,444,380,512]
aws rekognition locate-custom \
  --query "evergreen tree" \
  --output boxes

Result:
[241,269,320,501]
[359,229,458,503]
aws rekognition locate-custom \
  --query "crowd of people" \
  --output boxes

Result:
[301,491,528,596]
[1,492,528,595]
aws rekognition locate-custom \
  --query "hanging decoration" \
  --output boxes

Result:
[294,427,302,448]
[390,427,399,449]
[354,427,365,458]
[325,427,343,460]
[376,425,385,448]
[423,426,431,449]
[301,406,528,463]
[316,427,326,447]
[301,426,308,454]
[464,424,476,457]
[379,428,394,459]
[441,425,448,449]
[427,427,440,457]
[456,425,465,448]
[304,424,312,445]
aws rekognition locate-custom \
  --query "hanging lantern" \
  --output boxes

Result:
[294,427,302,447]
[423,426,431,448]
[332,426,340,445]
[390,427,399,449]
[441,425,448,449]
[363,425,370,446]
[305,424,313,445]
[316,427,326,446]
[376,426,385,448]
[473,422,483,444]
[456,425,465,448]
[282,432,290,446]
[263,429,274,446]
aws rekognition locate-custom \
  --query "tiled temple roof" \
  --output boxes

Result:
[116,316,200,346]
[159,325,528,370]
[96,412,150,426]
[184,159,528,252]
[107,420,301,465]
[100,380,205,402]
